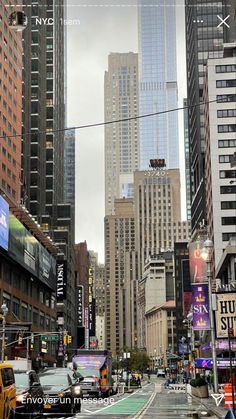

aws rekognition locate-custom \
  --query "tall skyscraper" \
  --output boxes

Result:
[138,0,179,170]
[21,2,76,344]
[0,1,22,205]
[104,53,139,215]
[185,0,225,232]
[134,169,190,348]
[22,1,65,222]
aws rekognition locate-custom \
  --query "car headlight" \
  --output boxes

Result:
[73,386,81,395]
[58,390,71,398]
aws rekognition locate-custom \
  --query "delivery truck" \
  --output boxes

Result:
[72,350,113,397]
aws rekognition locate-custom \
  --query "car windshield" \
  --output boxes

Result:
[14,373,29,389]
[39,372,69,387]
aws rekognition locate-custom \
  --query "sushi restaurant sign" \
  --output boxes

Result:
[215,292,236,338]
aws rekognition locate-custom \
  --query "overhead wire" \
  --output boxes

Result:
[0,97,227,141]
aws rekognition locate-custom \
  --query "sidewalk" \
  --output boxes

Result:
[187,386,226,418]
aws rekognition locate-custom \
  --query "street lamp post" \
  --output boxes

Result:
[153,349,156,372]
[1,303,9,363]
[201,239,218,393]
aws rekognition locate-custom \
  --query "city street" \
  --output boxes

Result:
[54,377,218,418]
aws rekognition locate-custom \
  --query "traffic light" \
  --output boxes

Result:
[63,335,68,345]
[67,335,72,345]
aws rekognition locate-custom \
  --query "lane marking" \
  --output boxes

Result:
[132,387,156,419]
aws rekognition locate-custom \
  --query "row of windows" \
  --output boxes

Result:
[220,185,236,194]
[217,109,236,118]
[218,125,236,133]
[221,201,236,210]
[219,139,236,148]
[222,217,236,225]
[216,65,236,73]
[222,232,236,241]
[1,163,16,182]
[216,79,236,88]
[219,170,236,179]
[1,179,16,198]
[217,94,236,103]
[219,155,234,163]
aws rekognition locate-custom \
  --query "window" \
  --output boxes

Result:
[221,217,236,225]
[216,65,236,73]
[1,368,15,387]
[219,139,236,148]
[219,170,236,179]
[217,95,236,103]
[217,109,236,118]
[219,155,234,163]
[220,185,236,194]
[216,79,236,88]
[218,125,236,133]
[221,201,236,210]
[222,232,236,241]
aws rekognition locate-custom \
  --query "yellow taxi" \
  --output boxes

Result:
[0,363,16,419]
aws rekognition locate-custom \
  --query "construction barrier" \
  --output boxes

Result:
[224,383,236,409]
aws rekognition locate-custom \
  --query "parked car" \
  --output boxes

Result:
[39,368,83,416]
[0,363,16,419]
[157,368,166,378]
[14,370,43,419]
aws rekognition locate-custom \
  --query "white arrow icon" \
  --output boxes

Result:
[211,393,224,407]
[217,15,230,28]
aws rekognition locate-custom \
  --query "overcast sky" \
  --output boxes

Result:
[66,0,187,263]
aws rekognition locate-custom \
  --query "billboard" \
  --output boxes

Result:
[192,283,211,330]
[178,337,189,355]
[39,245,56,290]
[189,241,207,283]
[0,196,9,250]
[56,261,67,301]
[8,214,56,290]
[77,286,84,327]
[215,292,236,338]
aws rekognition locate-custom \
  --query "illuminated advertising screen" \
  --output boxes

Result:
[8,214,56,290]
[0,196,9,250]
[189,241,207,283]
[192,283,210,330]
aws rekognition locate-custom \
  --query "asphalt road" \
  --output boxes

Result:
[49,376,218,418]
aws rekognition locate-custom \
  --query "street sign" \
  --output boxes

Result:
[40,335,59,342]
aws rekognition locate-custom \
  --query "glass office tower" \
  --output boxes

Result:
[138,0,179,170]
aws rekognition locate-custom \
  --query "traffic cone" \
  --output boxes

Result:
[224,408,236,419]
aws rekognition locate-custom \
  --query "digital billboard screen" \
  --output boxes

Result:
[0,196,9,251]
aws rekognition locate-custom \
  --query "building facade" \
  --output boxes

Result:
[204,43,236,269]
[0,1,22,204]
[74,242,89,348]
[138,0,179,169]
[64,129,75,209]
[104,53,139,215]
[0,195,57,364]
[145,301,176,368]
[174,242,191,354]
[21,2,76,347]
[185,0,225,232]
[183,98,191,221]
[22,1,65,221]
[134,169,190,349]
[104,198,137,354]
